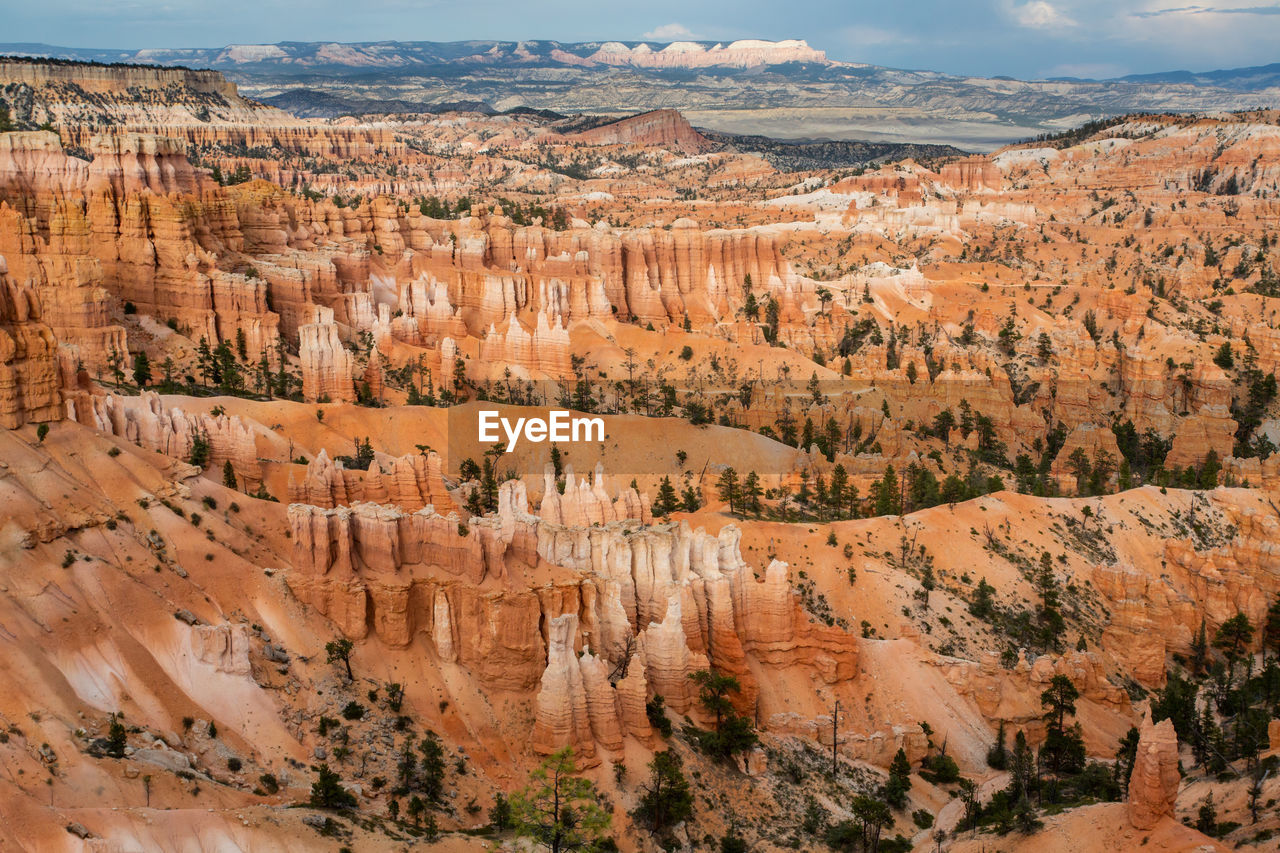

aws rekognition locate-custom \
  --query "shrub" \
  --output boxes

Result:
[646,695,673,738]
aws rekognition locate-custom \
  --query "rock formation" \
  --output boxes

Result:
[77,391,262,490]
[1127,712,1181,830]
[586,40,826,69]
[566,110,715,154]
[288,448,455,512]
[0,255,62,428]
[299,309,355,402]
[531,614,625,764]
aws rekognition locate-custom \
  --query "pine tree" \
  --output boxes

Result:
[635,751,694,836]
[310,764,357,809]
[222,460,238,490]
[106,713,127,758]
[326,638,354,680]
[1036,551,1064,647]
[970,578,997,619]
[132,351,152,387]
[1264,596,1280,662]
[874,465,901,516]
[420,732,446,803]
[742,471,762,515]
[1191,619,1209,675]
[655,476,678,515]
[511,748,610,853]
[1115,726,1140,796]
[828,464,848,513]
[716,467,740,515]
[196,337,215,386]
[986,720,1008,770]
[1008,730,1035,802]
[188,430,211,468]
[884,748,912,808]
[1214,611,1254,681]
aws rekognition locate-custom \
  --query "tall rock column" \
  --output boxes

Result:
[0,256,62,428]
[299,307,355,403]
[1127,711,1181,830]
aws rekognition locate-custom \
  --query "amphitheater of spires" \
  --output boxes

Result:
[3,55,1280,850]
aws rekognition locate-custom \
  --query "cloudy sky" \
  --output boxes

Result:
[5,0,1279,79]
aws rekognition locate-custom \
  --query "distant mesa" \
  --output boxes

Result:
[563,109,716,155]
[584,39,826,69]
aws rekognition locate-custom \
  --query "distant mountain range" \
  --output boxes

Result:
[1116,63,1280,93]
[0,39,828,72]
[5,40,1280,149]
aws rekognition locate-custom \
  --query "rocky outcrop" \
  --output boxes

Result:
[941,649,1130,735]
[566,110,715,155]
[1050,423,1123,493]
[531,614,625,764]
[1166,406,1236,469]
[0,256,62,428]
[1091,492,1280,687]
[76,391,262,490]
[538,463,651,527]
[1127,711,1181,830]
[299,309,354,402]
[479,311,571,378]
[287,448,455,512]
[287,465,859,758]
[938,156,1001,193]
[190,623,252,676]
[0,57,289,143]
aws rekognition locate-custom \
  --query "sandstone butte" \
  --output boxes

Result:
[0,57,1269,851]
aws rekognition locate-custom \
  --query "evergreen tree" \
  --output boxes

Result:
[742,471,762,515]
[1263,596,1280,662]
[655,476,678,515]
[420,732,446,803]
[716,467,740,515]
[1036,551,1065,647]
[828,464,849,513]
[106,713,127,759]
[132,351,152,387]
[635,751,694,836]
[310,764,357,809]
[1190,619,1209,675]
[1214,611,1254,681]
[222,460,238,490]
[986,720,1008,770]
[970,578,997,619]
[874,465,901,516]
[848,796,892,852]
[1115,726,1141,796]
[188,430,211,468]
[511,748,611,853]
[1039,675,1085,775]
[326,638,354,680]
[884,748,912,808]
[689,669,756,760]
[1008,730,1036,802]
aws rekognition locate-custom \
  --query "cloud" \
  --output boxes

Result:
[641,23,698,41]
[1042,61,1130,78]
[838,25,916,47]
[1134,4,1280,17]
[1011,0,1077,28]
